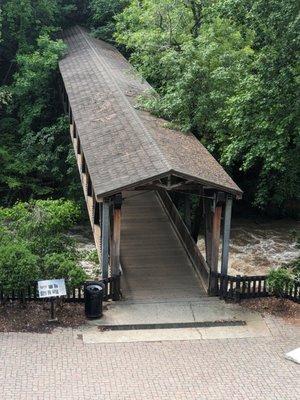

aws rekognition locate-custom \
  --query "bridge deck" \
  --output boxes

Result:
[121,191,206,301]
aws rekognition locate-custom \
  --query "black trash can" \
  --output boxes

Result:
[84,282,105,319]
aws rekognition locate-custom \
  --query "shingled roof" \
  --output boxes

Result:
[59,26,242,198]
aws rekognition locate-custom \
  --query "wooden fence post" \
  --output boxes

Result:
[235,275,241,302]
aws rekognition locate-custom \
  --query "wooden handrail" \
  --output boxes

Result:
[156,189,210,290]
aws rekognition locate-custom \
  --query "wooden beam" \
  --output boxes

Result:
[77,136,81,155]
[221,195,233,275]
[110,194,122,277]
[134,183,202,193]
[209,205,222,294]
[93,197,100,225]
[211,205,222,271]
[73,121,77,139]
[81,152,86,173]
[101,200,110,279]
[69,106,72,125]
[86,171,92,197]
[111,208,121,276]
[204,198,213,266]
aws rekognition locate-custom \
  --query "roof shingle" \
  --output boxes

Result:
[59,26,242,198]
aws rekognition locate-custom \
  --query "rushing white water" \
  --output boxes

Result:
[68,226,98,278]
[198,218,300,276]
[70,218,299,278]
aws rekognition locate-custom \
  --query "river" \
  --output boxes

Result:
[198,218,299,276]
[72,218,299,278]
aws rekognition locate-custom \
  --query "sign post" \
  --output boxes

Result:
[38,279,67,322]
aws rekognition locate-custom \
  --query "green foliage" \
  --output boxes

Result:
[13,34,66,106]
[0,33,80,204]
[89,0,128,43]
[43,253,87,287]
[85,249,100,264]
[1,0,59,56]
[267,267,294,298]
[0,199,80,254]
[0,199,87,294]
[116,0,300,213]
[0,241,39,293]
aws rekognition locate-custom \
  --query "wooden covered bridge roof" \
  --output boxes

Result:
[59,26,242,199]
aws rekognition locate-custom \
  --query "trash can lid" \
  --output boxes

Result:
[86,284,103,292]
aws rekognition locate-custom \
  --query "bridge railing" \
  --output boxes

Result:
[156,189,210,290]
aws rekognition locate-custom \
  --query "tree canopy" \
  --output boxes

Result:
[115,0,299,212]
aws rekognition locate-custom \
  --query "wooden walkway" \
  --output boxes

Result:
[121,191,206,301]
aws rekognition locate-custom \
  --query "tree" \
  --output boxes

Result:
[0,33,81,204]
[116,0,300,213]
[1,0,59,57]
[89,0,128,43]
[0,199,87,295]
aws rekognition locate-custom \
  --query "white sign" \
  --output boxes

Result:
[38,279,67,298]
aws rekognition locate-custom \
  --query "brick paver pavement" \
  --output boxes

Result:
[1,316,299,400]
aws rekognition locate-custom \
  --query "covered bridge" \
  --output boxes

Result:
[59,26,242,300]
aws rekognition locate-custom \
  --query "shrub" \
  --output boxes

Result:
[0,199,85,297]
[42,253,87,288]
[0,241,39,294]
[0,199,80,256]
[267,267,294,298]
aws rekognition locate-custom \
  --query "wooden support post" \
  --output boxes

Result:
[111,210,121,275]
[211,205,222,272]
[221,195,233,275]
[69,106,72,125]
[101,200,110,279]
[111,194,122,277]
[73,121,77,139]
[86,171,92,197]
[204,198,213,266]
[209,204,222,294]
[184,194,191,232]
[93,198,100,225]
[77,136,81,155]
[81,152,86,173]
[99,202,103,228]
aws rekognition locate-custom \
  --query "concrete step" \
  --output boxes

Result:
[88,298,263,327]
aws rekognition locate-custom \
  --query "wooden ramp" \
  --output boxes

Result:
[121,191,206,301]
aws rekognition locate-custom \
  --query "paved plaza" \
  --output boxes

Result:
[1,313,299,400]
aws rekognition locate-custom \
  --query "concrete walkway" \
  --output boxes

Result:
[121,190,205,301]
[91,298,257,327]
[84,298,270,343]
